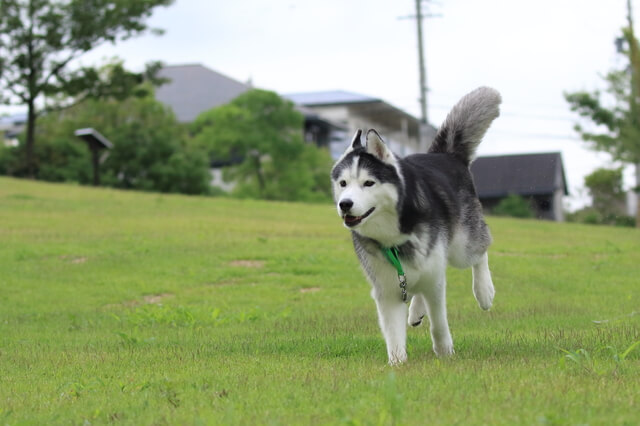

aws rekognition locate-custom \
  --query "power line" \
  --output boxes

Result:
[427,103,577,122]
[490,129,582,141]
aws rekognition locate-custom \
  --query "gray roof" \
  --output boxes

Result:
[74,128,113,149]
[471,152,568,198]
[284,90,379,106]
[155,64,251,123]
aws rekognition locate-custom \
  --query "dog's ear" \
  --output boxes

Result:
[351,129,363,149]
[366,129,394,163]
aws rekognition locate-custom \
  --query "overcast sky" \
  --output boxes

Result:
[4,0,638,209]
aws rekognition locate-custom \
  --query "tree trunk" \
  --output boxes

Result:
[25,98,36,178]
[251,152,265,196]
[91,146,101,186]
[636,163,640,227]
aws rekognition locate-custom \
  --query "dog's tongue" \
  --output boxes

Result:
[344,215,359,223]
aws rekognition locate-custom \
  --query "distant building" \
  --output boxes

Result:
[471,152,568,221]
[284,90,436,159]
[0,112,26,147]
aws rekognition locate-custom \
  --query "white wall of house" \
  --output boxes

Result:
[553,188,565,222]
[627,191,638,216]
[302,104,421,159]
[210,168,235,192]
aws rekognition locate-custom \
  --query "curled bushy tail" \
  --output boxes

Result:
[428,87,501,165]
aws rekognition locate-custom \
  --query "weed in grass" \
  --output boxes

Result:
[115,331,156,346]
[559,348,598,374]
[606,340,640,362]
[559,340,640,376]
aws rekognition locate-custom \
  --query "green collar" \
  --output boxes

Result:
[381,246,408,302]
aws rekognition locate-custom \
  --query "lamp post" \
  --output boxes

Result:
[74,128,113,186]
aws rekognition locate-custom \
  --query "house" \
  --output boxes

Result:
[470,152,568,221]
[284,90,436,159]
[0,112,26,147]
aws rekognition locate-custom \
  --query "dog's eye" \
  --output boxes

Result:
[339,180,347,187]
[363,180,375,187]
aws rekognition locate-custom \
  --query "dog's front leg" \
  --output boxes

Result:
[373,294,408,365]
[424,277,454,357]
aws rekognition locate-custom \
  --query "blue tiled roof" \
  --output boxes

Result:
[284,90,380,106]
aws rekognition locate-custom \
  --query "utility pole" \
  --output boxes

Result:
[403,0,440,150]
[415,0,429,126]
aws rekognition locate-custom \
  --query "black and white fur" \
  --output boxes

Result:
[331,87,501,364]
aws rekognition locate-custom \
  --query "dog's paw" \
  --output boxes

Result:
[433,343,455,358]
[387,350,408,365]
[474,282,495,311]
[408,296,427,327]
[409,315,424,327]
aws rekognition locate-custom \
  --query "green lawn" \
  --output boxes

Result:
[1,176,639,425]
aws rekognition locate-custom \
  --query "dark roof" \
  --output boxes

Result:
[155,64,250,123]
[470,152,568,198]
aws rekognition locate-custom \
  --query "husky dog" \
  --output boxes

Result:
[331,87,501,364]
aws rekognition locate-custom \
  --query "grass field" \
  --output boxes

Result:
[1,176,639,425]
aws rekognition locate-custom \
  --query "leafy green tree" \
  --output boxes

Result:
[0,0,173,177]
[584,167,626,217]
[191,89,333,202]
[20,92,211,194]
[566,167,634,227]
[564,17,640,226]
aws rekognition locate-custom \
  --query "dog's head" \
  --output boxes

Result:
[330,129,403,237]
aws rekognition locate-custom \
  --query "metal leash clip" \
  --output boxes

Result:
[398,274,407,303]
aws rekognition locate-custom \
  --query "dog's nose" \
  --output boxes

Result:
[339,199,353,212]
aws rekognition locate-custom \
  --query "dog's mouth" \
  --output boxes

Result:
[343,207,375,227]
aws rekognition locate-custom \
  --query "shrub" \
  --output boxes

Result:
[492,194,533,218]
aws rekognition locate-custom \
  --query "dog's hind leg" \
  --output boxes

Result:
[408,294,427,327]
[472,252,495,310]
[373,295,408,365]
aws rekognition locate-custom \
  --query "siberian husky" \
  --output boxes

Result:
[331,87,501,364]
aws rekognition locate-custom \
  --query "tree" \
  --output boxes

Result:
[584,167,627,219]
[14,91,212,194]
[564,1,640,226]
[0,0,173,177]
[566,167,634,227]
[191,89,333,202]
